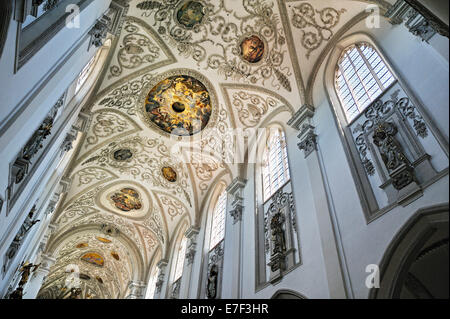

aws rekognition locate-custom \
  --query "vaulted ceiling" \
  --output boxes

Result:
[39,0,394,298]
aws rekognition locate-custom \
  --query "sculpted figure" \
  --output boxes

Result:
[270,212,286,255]
[206,264,218,299]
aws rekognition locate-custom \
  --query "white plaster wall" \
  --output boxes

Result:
[0,1,111,295]
[309,18,449,299]
[238,114,331,299]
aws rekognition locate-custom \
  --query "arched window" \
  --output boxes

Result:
[145,267,159,299]
[209,190,227,250]
[173,234,187,281]
[75,52,99,94]
[262,128,290,202]
[335,42,395,122]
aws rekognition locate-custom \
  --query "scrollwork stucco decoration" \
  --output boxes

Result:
[136,0,293,91]
[81,135,193,206]
[109,18,162,78]
[291,3,346,58]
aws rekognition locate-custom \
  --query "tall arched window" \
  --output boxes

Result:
[145,266,159,299]
[256,126,299,285]
[262,128,290,202]
[335,42,395,122]
[209,190,227,250]
[173,235,187,282]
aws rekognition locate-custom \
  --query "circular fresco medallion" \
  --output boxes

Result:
[162,166,177,183]
[110,188,143,212]
[144,75,212,136]
[240,35,265,64]
[176,1,205,29]
[113,149,133,162]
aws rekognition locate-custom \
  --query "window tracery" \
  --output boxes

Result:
[335,42,395,122]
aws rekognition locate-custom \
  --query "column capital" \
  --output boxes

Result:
[155,261,168,295]
[184,227,200,266]
[227,178,247,225]
[226,177,247,195]
[156,259,168,270]
[384,0,440,41]
[184,226,200,239]
[287,104,315,131]
[298,129,318,159]
[126,281,147,299]
[39,254,57,273]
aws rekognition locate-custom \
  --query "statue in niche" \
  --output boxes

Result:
[270,211,286,256]
[13,206,40,243]
[372,122,415,190]
[3,206,40,272]
[22,117,54,161]
[17,262,40,288]
[372,122,408,171]
[206,264,218,299]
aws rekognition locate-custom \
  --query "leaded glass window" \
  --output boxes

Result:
[209,190,227,250]
[335,42,395,122]
[262,129,290,202]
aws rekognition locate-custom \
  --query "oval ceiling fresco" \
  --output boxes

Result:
[143,75,212,136]
[240,35,265,64]
[81,252,105,267]
[176,1,206,29]
[110,188,143,212]
[162,166,177,183]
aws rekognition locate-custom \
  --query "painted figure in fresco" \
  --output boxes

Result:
[240,35,265,63]
[111,252,120,261]
[111,188,142,212]
[113,149,133,161]
[145,75,212,136]
[206,264,218,299]
[81,252,105,267]
[177,1,205,28]
[162,167,177,183]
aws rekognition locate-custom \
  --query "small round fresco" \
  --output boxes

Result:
[240,35,265,64]
[176,1,205,29]
[162,167,177,183]
[113,149,133,161]
[144,75,212,136]
[110,188,143,212]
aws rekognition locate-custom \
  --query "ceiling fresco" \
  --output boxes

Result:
[40,0,394,298]
[143,75,212,136]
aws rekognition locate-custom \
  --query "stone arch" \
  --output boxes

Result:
[271,289,308,299]
[370,203,449,299]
